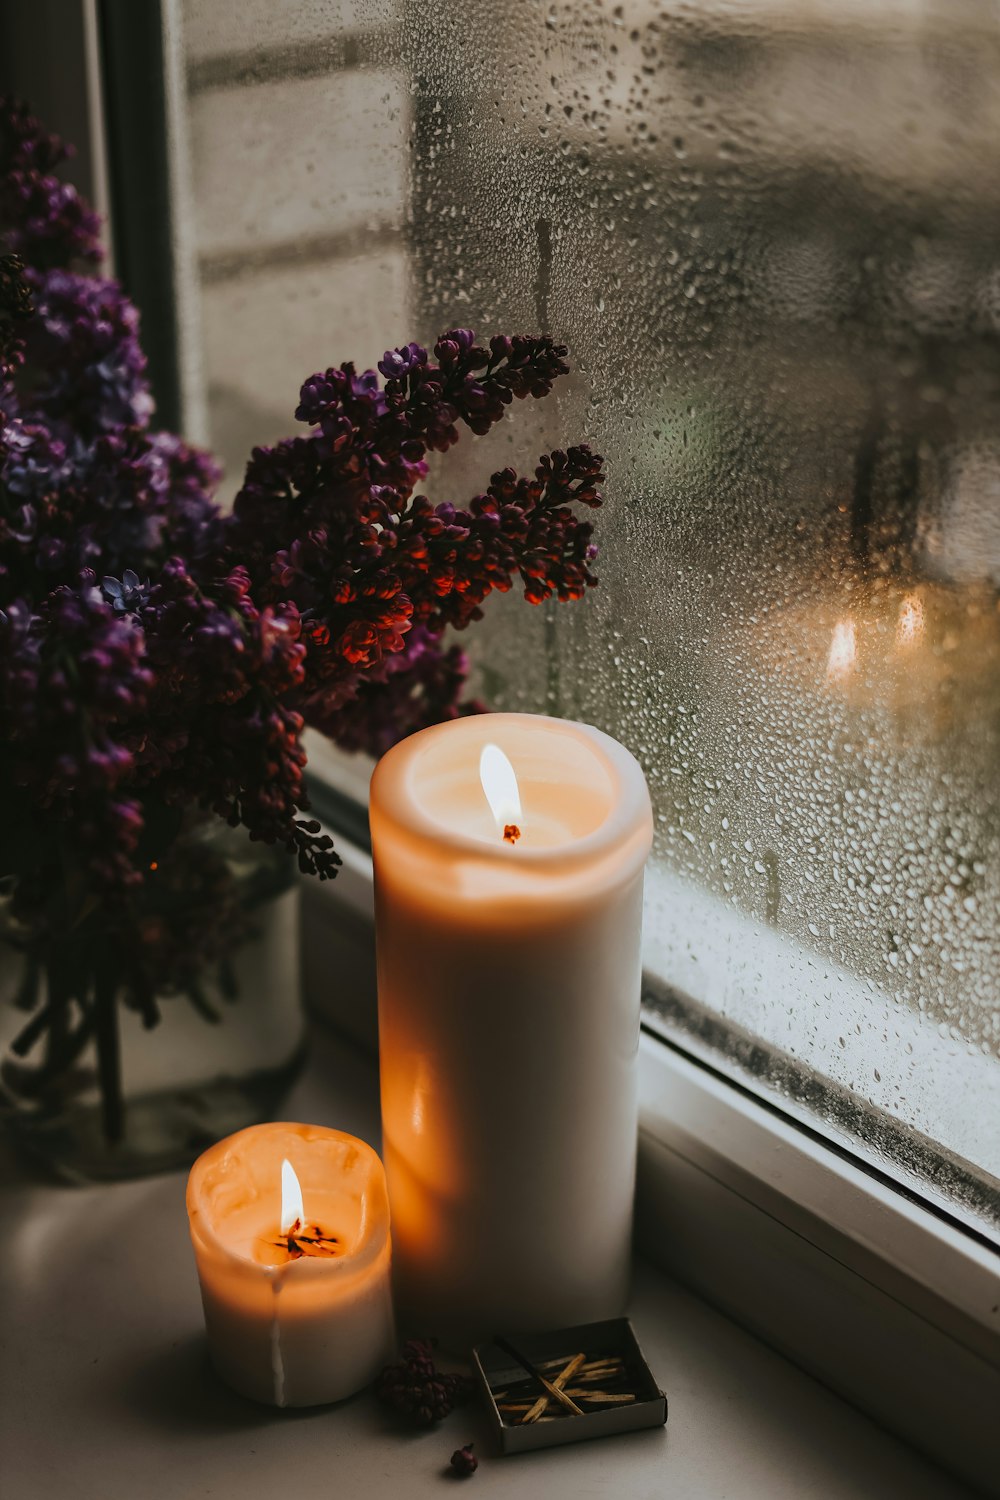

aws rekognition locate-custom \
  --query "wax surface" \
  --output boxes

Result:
[409,718,617,847]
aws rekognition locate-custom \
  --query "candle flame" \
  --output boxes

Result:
[280,1158,304,1236]
[897,593,924,647]
[479,743,522,843]
[826,619,857,680]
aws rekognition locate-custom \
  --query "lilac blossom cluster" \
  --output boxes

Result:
[0,98,603,925]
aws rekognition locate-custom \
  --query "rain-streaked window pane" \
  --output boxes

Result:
[176,0,1000,1231]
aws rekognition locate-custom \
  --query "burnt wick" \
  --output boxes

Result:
[269,1221,341,1260]
[503,823,521,845]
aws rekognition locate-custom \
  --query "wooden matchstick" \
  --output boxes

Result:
[522,1352,587,1424]
[538,1354,624,1375]
[494,1338,585,1418]
[568,1390,636,1404]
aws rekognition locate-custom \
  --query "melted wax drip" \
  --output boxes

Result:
[271,1283,285,1407]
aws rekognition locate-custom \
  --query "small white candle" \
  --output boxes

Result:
[186,1123,394,1406]
[370,713,652,1345]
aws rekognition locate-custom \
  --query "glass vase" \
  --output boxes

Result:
[0,819,304,1182]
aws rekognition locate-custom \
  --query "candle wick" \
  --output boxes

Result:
[503,823,521,845]
[272,1222,342,1260]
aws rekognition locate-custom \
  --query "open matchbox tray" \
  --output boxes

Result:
[471,1318,668,1455]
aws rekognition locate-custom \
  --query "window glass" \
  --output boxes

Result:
[176,0,1000,1230]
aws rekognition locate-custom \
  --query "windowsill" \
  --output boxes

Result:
[0,1019,974,1500]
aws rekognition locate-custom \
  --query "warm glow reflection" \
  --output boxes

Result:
[479,743,523,842]
[897,593,925,647]
[280,1158,304,1235]
[826,619,857,679]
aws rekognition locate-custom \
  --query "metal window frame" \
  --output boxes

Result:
[97,0,207,442]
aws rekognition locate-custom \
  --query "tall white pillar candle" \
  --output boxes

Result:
[370,713,652,1345]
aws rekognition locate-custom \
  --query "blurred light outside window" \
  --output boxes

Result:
[175,0,1000,1236]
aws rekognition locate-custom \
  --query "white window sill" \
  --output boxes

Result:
[0,1020,975,1500]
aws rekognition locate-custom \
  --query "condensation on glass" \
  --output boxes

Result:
[175,1,1000,1227]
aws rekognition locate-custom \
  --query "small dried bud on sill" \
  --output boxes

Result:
[450,1443,478,1476]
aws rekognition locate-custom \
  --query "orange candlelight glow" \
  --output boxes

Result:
[897,593,925,647]
[826,619,857,680]
[479,742,522,843]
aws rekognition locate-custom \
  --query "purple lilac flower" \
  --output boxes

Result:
[102,568,150,613]
[0,251,31,389]
[24,267,152,432]
[306,624,484,758]
[0,97,102,268]
[0,92,601,909]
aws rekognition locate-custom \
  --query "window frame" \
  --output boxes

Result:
[634,1028,1000,1495]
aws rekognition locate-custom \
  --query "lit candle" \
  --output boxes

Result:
[186,1123,394,1406]
[370,713,652,1344]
